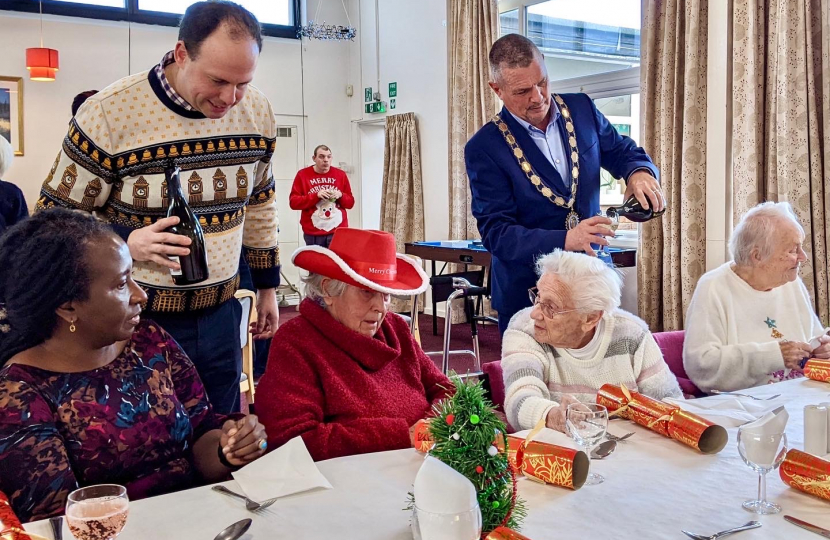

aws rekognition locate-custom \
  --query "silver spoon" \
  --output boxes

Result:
[591,439,617,460]
[214,518,252,540]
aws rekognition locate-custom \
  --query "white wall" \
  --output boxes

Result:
[0,7,354,285]
[354,0,449,242]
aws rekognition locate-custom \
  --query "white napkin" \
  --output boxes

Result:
[413,457,480,540]
[231,436,333,502]
[739,406,789,467]
[663,395,787,428]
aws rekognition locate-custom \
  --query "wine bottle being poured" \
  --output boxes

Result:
[164,166,210,285]
[605,194,666,223]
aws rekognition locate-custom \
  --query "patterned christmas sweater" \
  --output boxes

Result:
[36,70,280,314]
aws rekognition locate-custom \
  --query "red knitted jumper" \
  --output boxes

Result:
[257,300,452,461]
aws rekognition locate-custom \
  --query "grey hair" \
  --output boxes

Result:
[302,272,348,305]
[729,201,804,266]
[489,33,544,83]
[535,249,621,314]
[0,136,14,178]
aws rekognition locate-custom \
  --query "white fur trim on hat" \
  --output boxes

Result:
[291,245,429,296]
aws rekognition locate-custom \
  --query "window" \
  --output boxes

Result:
[0,0,300,38]
[498,0,644,231]
[137,0,294,27]
[499,9,519,36]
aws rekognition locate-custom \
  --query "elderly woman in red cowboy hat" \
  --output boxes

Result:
[256,228,453,461]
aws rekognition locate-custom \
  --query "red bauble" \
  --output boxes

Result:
[446,414,455,426]
[476,466,484,474]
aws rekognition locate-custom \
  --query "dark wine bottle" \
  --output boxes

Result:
[605,194,666,223]
[165,166,209,285]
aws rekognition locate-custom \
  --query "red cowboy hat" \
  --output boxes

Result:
[292,228,428,295]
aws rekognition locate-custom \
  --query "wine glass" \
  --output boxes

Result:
[411,504,482,540]
[566,403,608,485]
[594,211,618,262]
[66,484,129,540]
[736,427,788,514]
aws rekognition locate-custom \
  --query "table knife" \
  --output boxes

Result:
[48,515,63,540]
[784,515,830,538]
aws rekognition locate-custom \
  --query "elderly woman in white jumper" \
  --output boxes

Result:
[502,249,682,433]
[683,201,830,393]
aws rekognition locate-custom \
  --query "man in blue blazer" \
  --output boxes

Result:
[466,34,663,334]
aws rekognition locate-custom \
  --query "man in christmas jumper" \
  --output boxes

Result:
[35,1,280,414]
[289,145,354,248]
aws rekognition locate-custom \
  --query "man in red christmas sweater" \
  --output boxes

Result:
[289,145,355,248]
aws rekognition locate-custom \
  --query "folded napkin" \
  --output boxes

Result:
[740,406,789,467]
[663,395,787,428]
[232,436,333,502]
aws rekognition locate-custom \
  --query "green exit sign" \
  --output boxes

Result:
[364,87,372,102]
[366,101,386,114]
[388,82,397,97]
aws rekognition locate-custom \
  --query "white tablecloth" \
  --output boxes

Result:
[26,378,830,540]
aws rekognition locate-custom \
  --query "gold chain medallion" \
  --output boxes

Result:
[492,95,581,229]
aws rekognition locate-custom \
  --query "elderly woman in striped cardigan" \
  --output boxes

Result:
[502,249,682,432]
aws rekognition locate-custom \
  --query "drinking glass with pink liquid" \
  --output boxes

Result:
[66,485,129,540]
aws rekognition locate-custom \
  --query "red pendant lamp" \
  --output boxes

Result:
[26,0,59,82]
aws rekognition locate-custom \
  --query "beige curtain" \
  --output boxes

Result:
[381,112,426,312]
[732,0,830,324]
[446,0,499,323]
[448,0,499,240]
[638,0,709,331]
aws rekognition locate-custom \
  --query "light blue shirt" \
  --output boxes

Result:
[509,102,571,188]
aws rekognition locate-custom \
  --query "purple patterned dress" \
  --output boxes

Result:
[0,320,228,522]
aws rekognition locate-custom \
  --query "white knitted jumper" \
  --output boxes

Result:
[683,262,823,392]
[502,307,683,431]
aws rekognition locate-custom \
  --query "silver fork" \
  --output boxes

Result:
[605,431,635,442]
[212,485,278,512]
[681,520,762,540]
[710,390,781,401]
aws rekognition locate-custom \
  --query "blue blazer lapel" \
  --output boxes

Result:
[499,107,570,197]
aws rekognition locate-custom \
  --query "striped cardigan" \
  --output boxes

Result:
[502,307,682,431]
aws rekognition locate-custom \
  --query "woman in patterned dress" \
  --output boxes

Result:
[0,208,268,522]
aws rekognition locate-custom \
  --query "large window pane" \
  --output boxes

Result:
[596,93,640,209]
[52,0,125,8]
[499,9,519,37]
[138,0,294,26]
[528,0,640,82]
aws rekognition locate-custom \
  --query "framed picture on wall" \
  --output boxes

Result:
[0,76,23,156]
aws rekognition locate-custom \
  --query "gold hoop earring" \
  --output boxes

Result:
[69,321,77,333]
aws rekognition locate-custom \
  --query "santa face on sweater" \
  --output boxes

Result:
[311,199,343,232]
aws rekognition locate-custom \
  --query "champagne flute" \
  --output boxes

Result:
[66,484,129,540]
[594,211,618,260]
[736,427,788,514]
[566,403,608,485]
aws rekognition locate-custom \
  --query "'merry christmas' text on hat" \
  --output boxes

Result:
[292,228,428,295]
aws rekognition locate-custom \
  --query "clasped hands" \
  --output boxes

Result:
[317,188,342,201]
[220,415,268,468]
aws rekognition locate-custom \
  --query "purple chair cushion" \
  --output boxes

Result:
[482,360,506,411]
[651,330,702,397]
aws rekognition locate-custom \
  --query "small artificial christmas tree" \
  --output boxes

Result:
[428,376,526,535]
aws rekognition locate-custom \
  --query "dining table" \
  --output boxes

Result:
[25,377,830,540]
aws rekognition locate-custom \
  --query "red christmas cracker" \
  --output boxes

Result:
[780,449,830,502]
[496,419,589,490]
[485,526,533,539]
[596,384,727,454]
[804,359,830,383]
[0,491,33,540]
[410,419,434,452]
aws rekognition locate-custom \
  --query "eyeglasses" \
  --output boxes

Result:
[528,287,579,318]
